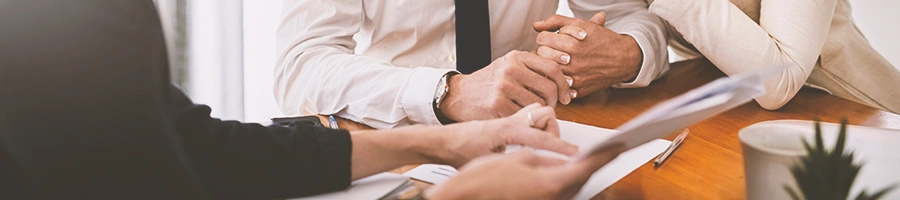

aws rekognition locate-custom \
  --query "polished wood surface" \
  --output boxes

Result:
[330,58,900,199]
[557,58,900,199]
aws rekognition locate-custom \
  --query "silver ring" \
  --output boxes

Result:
[527,111,535,127]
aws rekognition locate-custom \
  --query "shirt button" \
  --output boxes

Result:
[448,54,456,63]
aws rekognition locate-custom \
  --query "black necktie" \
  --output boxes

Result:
[454,0,492,74]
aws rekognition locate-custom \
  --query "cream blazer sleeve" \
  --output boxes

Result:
[649,0,838,110]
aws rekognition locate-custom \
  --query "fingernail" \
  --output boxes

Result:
[565,76,573,87]
[569,90,578,99]
[578,31,587,39]
[560,54,570,64]
[563,95,571,105]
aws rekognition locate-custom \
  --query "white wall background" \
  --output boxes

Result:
[242,0,284,123]
[180,0,284,123]
[188,0,245,121]
[849,0,900,68]
[188,0,900,124]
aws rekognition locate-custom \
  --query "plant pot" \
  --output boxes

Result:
[739,123,811,200]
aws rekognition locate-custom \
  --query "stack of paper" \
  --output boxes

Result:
[289,173,410,200]
[299,65,785,199]
[404,120,671,200]
[405,65,785,199]
[402,164,459,185]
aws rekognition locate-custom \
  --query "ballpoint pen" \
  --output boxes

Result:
[328,115,340,129]
[654,129,689,168]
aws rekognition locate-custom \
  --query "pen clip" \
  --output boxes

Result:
[328,115,340,129]
[654,129,689,168]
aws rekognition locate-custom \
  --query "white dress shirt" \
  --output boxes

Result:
[275,0,670,129]
[649,0,900,113]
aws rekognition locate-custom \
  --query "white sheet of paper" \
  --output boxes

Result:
[575,64,786,159]
[554,120,672,200]
[401,164,459,185]
[289,172,409,200]
[404,120,671,200]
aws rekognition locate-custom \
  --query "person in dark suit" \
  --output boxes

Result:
[0,1,625,199]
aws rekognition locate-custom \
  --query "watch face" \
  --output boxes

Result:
[434,73,453,107]
[434,75,447,102]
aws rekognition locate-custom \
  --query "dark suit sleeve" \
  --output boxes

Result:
[167,86,352,199]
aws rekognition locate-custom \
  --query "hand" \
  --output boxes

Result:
[347,104,575,180]
[426,144,628,200]
[434,104,577,167]
[440,51,574,122]
[532,12,643,99]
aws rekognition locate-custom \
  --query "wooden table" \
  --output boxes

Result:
[557,58,900,199]
[329,58,900,199]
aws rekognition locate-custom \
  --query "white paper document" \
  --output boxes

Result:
[404,120,672,200]
[402,164,459,185]
[554,121,672,200]
[405,66,786,199]
[289,173,410,200]
[575,65,785,159]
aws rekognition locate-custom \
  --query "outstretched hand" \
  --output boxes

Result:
[436,104,577,167]
[427,144,628,200]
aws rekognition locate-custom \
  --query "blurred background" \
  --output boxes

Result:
[153,0,900,123]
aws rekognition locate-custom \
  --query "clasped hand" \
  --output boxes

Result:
[532,12,643,100]
[441,51,574,122]
[440,12,643,123]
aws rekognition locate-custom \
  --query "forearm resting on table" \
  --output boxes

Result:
[349,125,445,180]
[649,0,835,109]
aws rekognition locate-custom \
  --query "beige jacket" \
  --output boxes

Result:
[648,0,900,113]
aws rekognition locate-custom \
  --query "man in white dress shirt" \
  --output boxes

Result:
[275,1,669,129]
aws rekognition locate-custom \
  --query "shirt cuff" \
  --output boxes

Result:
[613,33,661,88]
[400,67,455,126]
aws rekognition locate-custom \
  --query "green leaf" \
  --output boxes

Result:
[814,120,825,155]
[785,185,802,200]
[785,119,897,200]
[834,118,848,157]
[866,184,898,200]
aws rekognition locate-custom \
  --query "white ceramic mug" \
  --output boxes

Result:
[739,123,812,200]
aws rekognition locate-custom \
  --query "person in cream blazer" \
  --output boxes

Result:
[647,0,900,113]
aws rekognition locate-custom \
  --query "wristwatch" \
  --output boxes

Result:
[433,71,459,124]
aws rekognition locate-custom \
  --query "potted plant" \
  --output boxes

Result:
[785,118,896,200]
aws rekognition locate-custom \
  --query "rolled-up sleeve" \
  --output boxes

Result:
[569,0,670,88]
[275,0,449,129]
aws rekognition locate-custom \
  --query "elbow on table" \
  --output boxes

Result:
[749,64,809,111]
[273,81,299,116]
[273,69,314,116]
[753,90,796,111]
[273,50,325,116]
